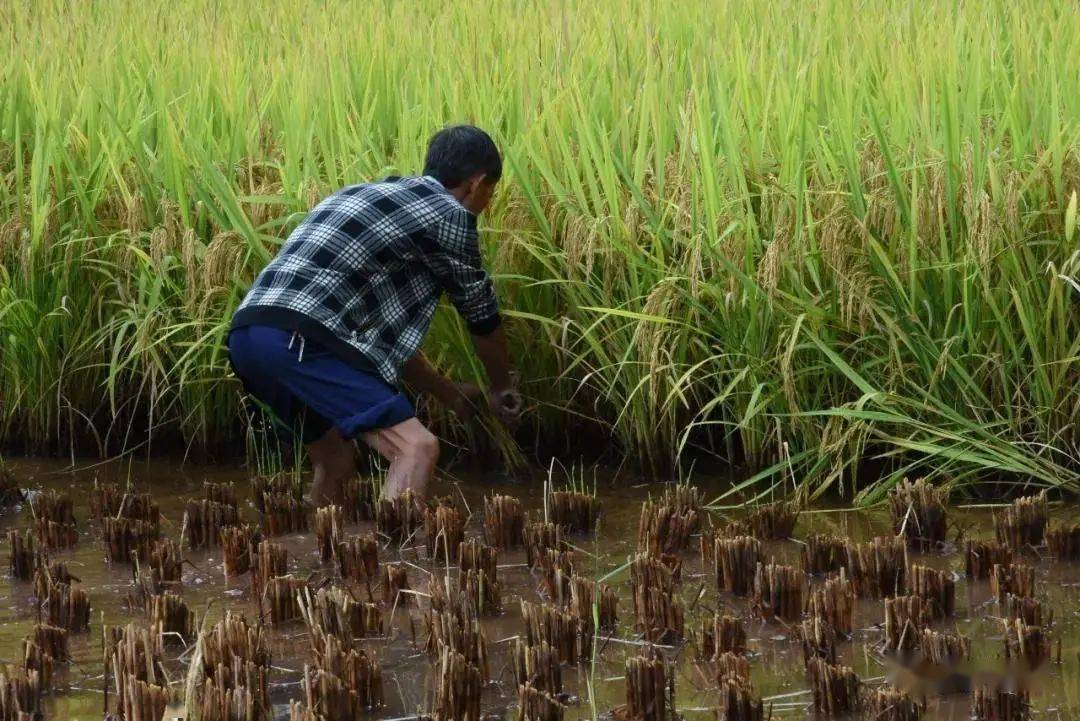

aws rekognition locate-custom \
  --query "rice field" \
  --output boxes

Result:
[0,0,1078,498]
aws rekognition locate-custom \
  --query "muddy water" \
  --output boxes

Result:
[0,457,1077,720]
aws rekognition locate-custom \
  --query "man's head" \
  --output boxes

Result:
[423,125,501,215]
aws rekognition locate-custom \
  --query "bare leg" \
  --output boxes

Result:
[305,427,355,506]
[360,418,439,501]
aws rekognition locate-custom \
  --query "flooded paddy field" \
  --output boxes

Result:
[0,457,1077,720]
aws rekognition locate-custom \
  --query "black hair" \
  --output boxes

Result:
[423,125,502,189]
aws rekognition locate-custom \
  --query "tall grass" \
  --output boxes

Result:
[0,0,1077,498]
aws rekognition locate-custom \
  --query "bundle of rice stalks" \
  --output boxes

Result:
[548,489,599,534]
[695,613,747,660]
[337,534,379,583]
[184,499,240,549]
[1003,619,1051,669]
[117,676,169,721]
[751,563,804,623]
[637,485,702,554]
[251,541,287,597]
[715,676,769,721]
[524,519,567,569]
[846,536,907,598]
[7,528,37,580]
[341,476,379,524]
[148,592,195,642]
[91,482,160,526]
[108,622,168,721]
[204,482,238,509]
[28,490,75,526]
[251,474,302,514]
[299,586,383,641]
[189,612,271,721]
[883,596,932,652]
[43,580,90,632]
[28,623,69,664]
[221,525,263,577]
[713,536,761,596]
[314,505,344,563]
[1046,523,1080,560]
[459,539,498,580]
[32,561,75,600]
[990,563,1035,602]
[104,517,156,564]
[21,639,54,688]
[1002,594,1050,628]
[382,564,410,606]
[862,687,924,721]
[631,553,684,642]
[517,683,565,721]
[289,700,316,721]
[965,540,1013,579]
[744,501,799,540]
[511,639,560,694]
[459,569,501,615]
[425,611,489,678]
[906,564,955,618]
[483,494,524,549]
[567,575,618,634]
[971,686,1031,721]
[801,534,848,575]
[713,651,750,684]
[918,629,970,664]
[799,616,838,665]
[622,648,672,721]
[521,600,590,663]
[807,658,860,715]
[260,576,306,624]
[888,478,947,550]
[306,630,384,710]
[631,585,684,644]
[538,549,575,602]
[807,570,855,635]
[34,518,78,550]
[994,492,1048,550]
[375,491,422,544]
[262,492,308,536]
[425,505,465,564]
[0,666,41,720]
[141,538,183,595]
[431,644,483,721]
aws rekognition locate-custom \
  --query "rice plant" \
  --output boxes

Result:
[0,0,1077,499]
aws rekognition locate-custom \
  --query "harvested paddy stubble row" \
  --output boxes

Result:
[637,484,703,555]
[516,683,565,721]
[994,493,1049,549]
[425,504,465,563]
[184,499,240,550]
[482,494,524,549]
[965,540,1013,580]
[888,478,948,551]
[221,524,263,577]
[314,505,344,563]
[905,564,955,618]
[694,613,747,659]
[751,563,804,623]
[299,586,383,640]
[1045,523,1080,560]
[713,536,762,596]
[619,648,673,721]
[862,688,924,721]
[336,533,379,582]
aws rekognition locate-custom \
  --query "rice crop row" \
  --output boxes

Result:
[0,0,1078,497]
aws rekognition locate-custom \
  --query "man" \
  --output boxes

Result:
[228,125,521,504]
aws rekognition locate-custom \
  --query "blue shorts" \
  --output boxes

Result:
[227,325,415,443]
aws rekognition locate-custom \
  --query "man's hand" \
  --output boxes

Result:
[448,382,483,421]
[488,387,524,429]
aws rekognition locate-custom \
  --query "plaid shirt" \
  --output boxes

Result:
[232,175,501,387]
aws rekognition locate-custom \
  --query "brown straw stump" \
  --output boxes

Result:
[517,683,565,721]
[521,600,591,664]
[888,478,947,550]
[990,563,1035,602]
[714,536,761,596]
[862,687,924,721]
[906,563,955,618]
[260,576,306,624]
[341,475,379,523]
[846,536,907,598]
[621,648,672,721]
[801,534,848,575]
[965,540,1013,579]
[314,505,344,563]
[147,592,195,642]
[375,490,422,544]
[251,540,287,597]
[483,494,524,549]
[1046,522,1080,560]
[104,517,157,564]
[431,643,483,721]
[425,504,465,564]
[883,596,933,652]
[547,489,600,534]
[1002,618,1051,669]
[799,616,838,665]
[7,528,37,580]
[744,501,799,540]
[524,519,567,569]
[807,569,855,635]
[382,564,411,606]
[696,613,747,660]
[1002,593,1050,628]
[184,499,240,549]
[751,562,804,623]
[337,533,379,583]
[221,525,263,577]
[715,676,769,721]
[261,492,308,536]
[971,685,1031,721]
[994,492,1048,550]
[917,629,970,664]
[511,639,561,695]
[807,657,860,715]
